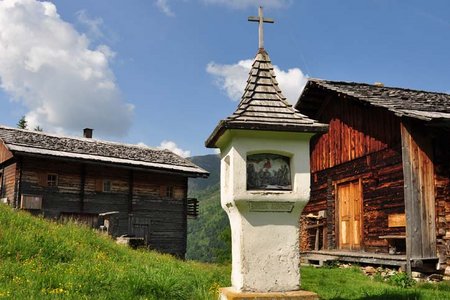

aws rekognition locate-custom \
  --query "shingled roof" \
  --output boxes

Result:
[0,126,208,177]
[296,79,450,124]
[206,49,328,148]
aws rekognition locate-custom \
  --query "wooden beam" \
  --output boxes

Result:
[416,126,436,258]
[182,177,188,259]
[80,164,86,212]
[401,121,414,276]
[128,170,134,214]
[0,157,16,170]
[401,120,438,275]
[326,178,334,249]
[14,157,23,209]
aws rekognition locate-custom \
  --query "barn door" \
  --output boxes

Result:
[337,180,362,250]
[129,216,151,244]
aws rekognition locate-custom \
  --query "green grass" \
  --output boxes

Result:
[0,205,229,299]
[302,266,450,299]
[1,205,450,299]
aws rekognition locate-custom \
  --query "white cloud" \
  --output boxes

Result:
[206,59,253,101]
[76,10,104,40]
[137,142,149,148]
[158,140,191,158]
[155,0,175,17]
[206,59,308,104]
[0,0,133,136]
[202,0,292,10]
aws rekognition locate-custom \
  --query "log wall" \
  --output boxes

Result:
[302,147,405,253]
[302,97,405,253]
[310,97,400,172]
[433,131,450,270]
[1,164,16,203]
[0,142,16,203]
[131,171,187,256]
[0,141,13,163]
[16,156,189,257]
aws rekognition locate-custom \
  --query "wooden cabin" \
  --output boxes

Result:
[0,126,208,258]
[296,79,450,272]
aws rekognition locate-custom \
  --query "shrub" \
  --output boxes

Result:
[388,272,416,288]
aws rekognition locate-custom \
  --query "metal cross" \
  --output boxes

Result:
[248,6,274,49]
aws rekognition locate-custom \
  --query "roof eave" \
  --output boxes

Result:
[224,121,328,133]
[8,145,209,178]
[205,119,328,149]
[205,120,227,149]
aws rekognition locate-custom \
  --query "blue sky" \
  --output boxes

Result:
[0,0,450,157]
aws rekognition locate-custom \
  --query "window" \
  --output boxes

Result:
[103,180,112,192]
[159,185,175,199]
[95,179,112,193]
[21,195,42,210]
[166,186,174,198]
[47,174,58,187]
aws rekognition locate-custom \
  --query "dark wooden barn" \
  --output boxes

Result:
[0,126,208,258]
[296,79,450,273]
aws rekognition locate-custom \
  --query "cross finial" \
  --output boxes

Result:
[248,6,274,49]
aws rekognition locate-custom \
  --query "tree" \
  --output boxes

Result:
[17,116,28,129]
[214,226,232,264]
[34,126,43,132]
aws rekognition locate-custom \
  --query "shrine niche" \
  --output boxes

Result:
[247,153,291,191]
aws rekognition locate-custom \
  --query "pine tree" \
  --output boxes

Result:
[34,126,43,132]
[17,116,28,129]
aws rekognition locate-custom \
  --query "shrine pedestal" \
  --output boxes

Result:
[219,287,319,300]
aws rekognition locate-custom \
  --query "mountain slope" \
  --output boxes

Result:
[188,154,220,192]
[187,154,230,263]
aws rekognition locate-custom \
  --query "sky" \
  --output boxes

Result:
[0,0,450,157]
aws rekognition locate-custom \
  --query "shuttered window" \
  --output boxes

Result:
[95,179,103,192]
[95,179,112,192]
[103,180,112,192]
[39,173,58,187]
[21,195,42,210]
[47,174,58,187]
[166,186,174,198]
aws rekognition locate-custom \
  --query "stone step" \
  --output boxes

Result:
[301,254,339,266]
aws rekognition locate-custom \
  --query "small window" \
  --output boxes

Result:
[47,174,58,187]
[21,195,42,210]
[103,180,112,192]
[166,186,174,198]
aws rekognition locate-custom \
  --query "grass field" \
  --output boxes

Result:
[302,266,450,299]
[0,205,229,299]
[1,205,450,299]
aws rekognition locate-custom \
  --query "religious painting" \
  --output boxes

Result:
[246,153,291,190]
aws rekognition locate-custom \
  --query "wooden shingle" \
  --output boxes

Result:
[297,79,450,124]
[0,126,208,176]
[206,49,328,148]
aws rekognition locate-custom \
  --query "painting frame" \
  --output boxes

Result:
[246,153,292,191]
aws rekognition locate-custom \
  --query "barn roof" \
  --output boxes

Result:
[0,126,208,177]
[206,49,328,148]
[296,79,450,124]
